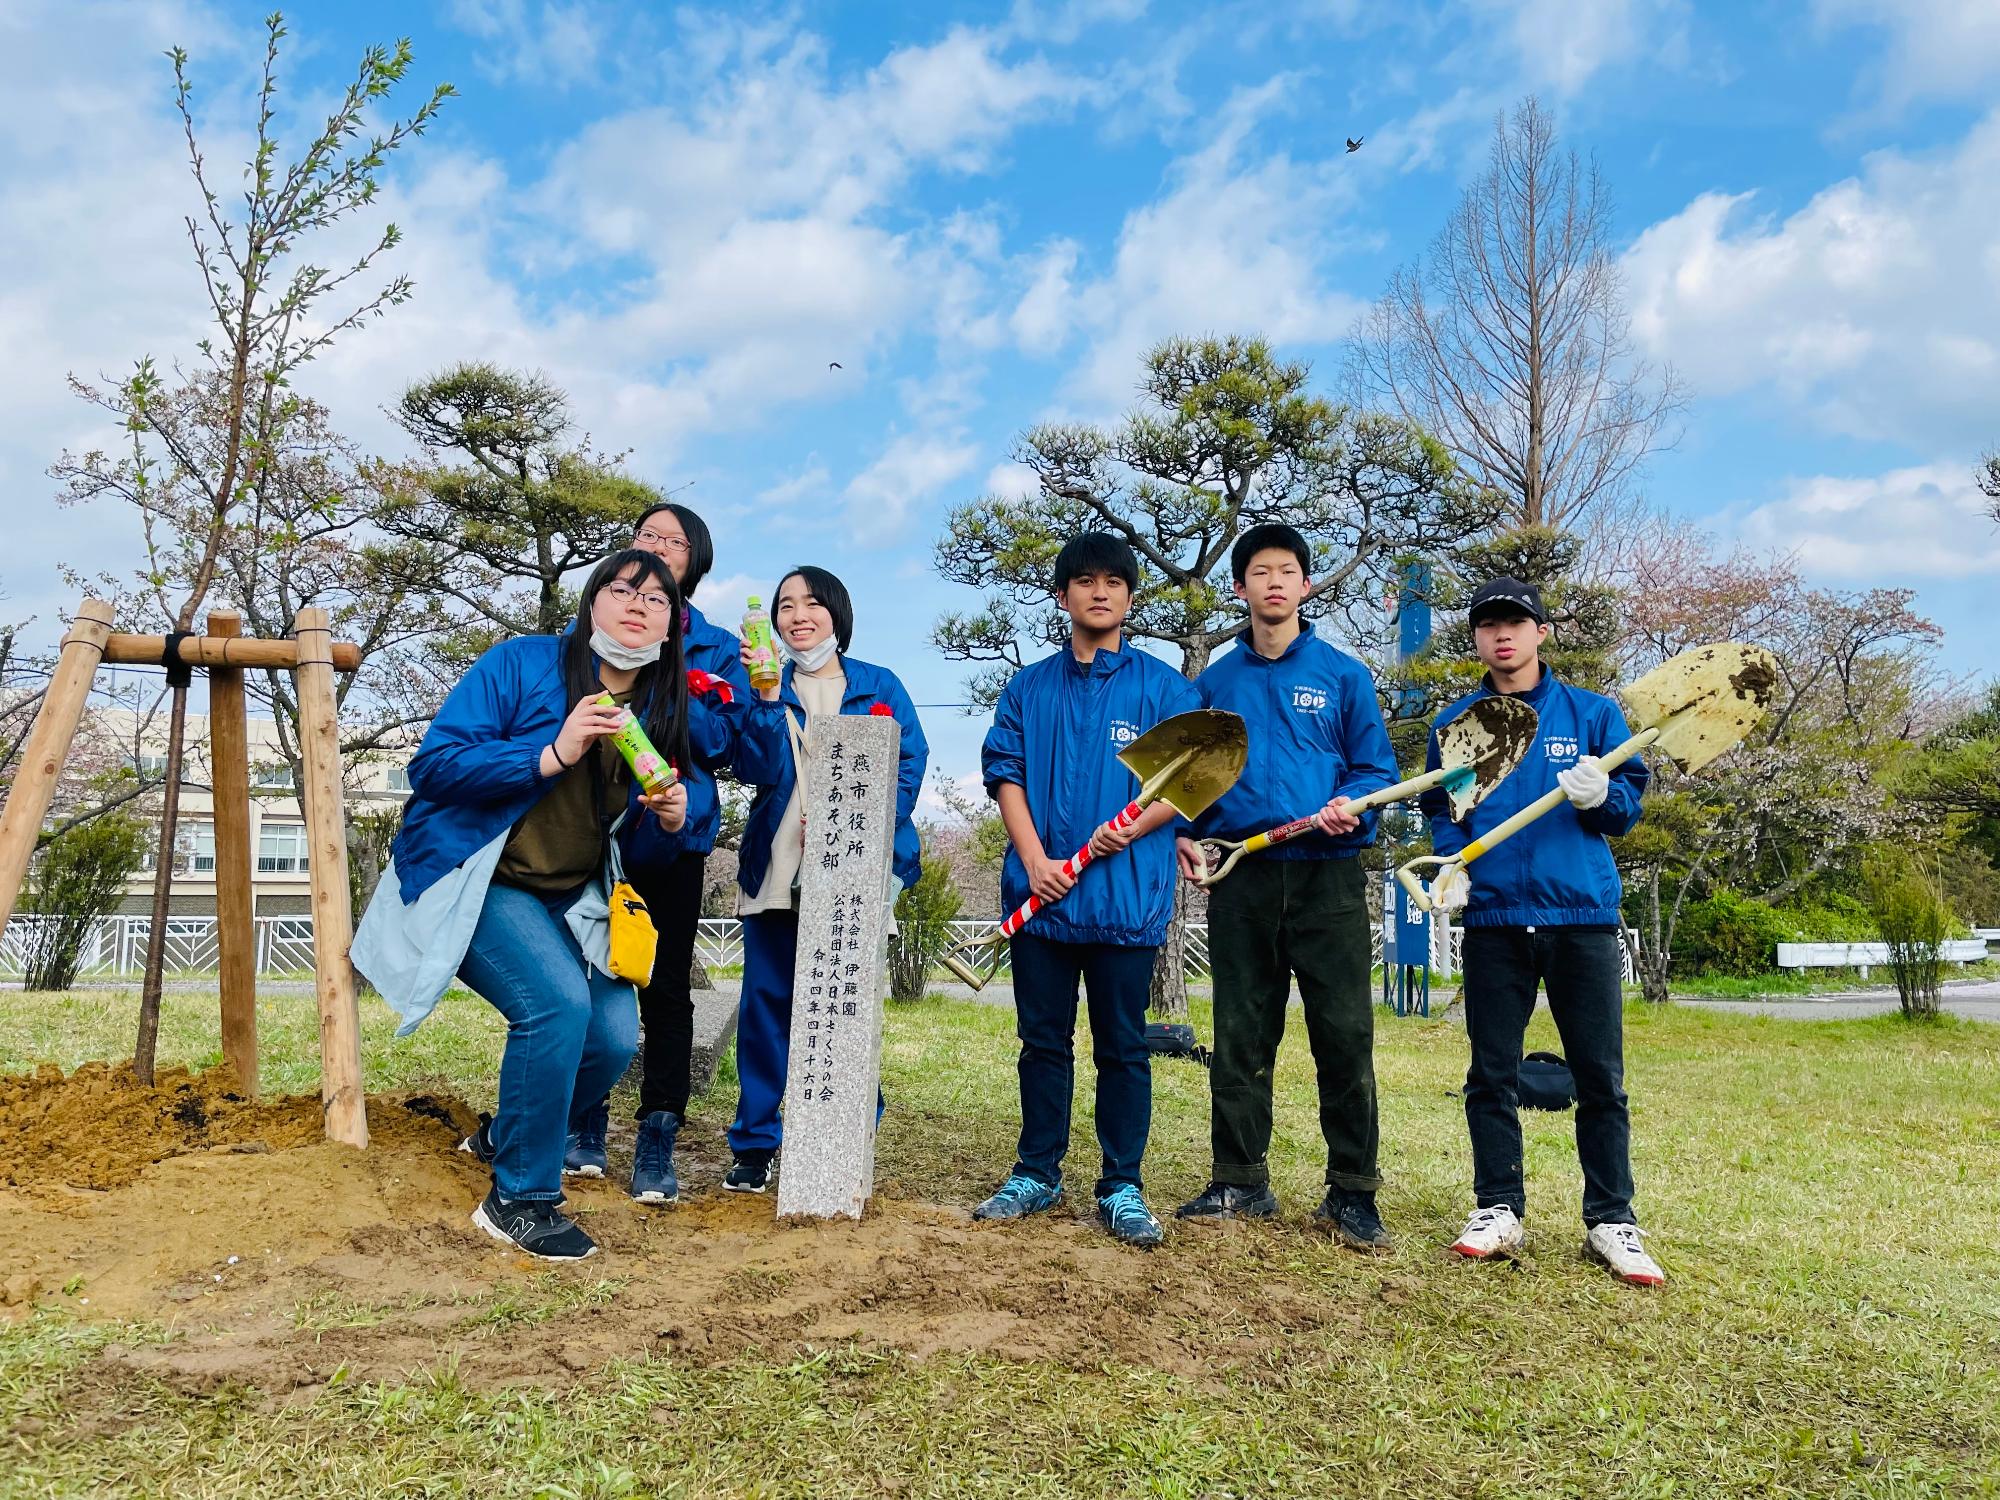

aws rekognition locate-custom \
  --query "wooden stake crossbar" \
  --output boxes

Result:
[0,599,368,1147]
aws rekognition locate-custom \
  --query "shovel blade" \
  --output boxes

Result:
[1114,707,1248,821]
[1619,643,1779,774]
[1437,694,1541,820]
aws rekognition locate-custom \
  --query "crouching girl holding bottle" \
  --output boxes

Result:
[354,550,690,1260]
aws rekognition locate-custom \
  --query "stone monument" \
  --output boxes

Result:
[775,712,899,1219]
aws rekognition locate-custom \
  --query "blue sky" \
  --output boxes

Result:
[4,0,1998,802]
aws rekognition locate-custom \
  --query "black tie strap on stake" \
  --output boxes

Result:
[161,632,198,690]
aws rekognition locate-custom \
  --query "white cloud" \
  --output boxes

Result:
[1624,110,2000,450]
[1481,0,1688,96]
[1034,80,1371,408]
[1010,239,1080,355]
[983,460,1042,499]
[1733,463,2000,579]
[1814,0,2000,110]
[841,433,981,543]
[691,571,759,629]
[448,0,605,88]
[755,462,834,510]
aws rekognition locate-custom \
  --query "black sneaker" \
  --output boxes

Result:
[457,1112,496,1165]
[563,1098,609,1177]
[723,1151,772,1194]
[1174,1180,1280,1221]
[471,1186,598,1261]
[1314,1187,1393,1253]
[630,1110,681,1205]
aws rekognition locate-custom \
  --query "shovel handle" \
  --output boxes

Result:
[1451,725,1659,872]
[1343,766,1450,816]
[995,798,1145,940]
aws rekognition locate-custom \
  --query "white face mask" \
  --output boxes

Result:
[780,633,840,673]
[590,626,663,671]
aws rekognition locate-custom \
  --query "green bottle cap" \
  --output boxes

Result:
[747,595,762,609]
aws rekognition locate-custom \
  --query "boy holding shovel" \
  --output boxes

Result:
[1171,524,1401,1249]
[973,533,1199,1247]
[1419,577,1662,1285]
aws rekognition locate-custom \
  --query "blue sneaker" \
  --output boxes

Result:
[1097,1185,1164,1248]
[629,1111,681,1206]
[563,1098,609,1178]
[972,1172,1063,1221]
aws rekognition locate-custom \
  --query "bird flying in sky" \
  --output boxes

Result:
[1346,136,1364,153]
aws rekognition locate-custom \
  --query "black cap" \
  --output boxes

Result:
[1467,576,1547,625]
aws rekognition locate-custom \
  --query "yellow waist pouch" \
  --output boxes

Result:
[608,878,658,986]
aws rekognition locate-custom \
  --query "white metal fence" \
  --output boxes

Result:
[5,914,1634,984]
[0,914,320,980]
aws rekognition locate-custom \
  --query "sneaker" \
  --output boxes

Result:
[1174,1181,1280,1221]
[1449,1204,1526,1260]
[563,1099,609,1178]
[971,1172,1063,1221]
[723,1152,772,1194]
[470,1186,598,1261]
[1585,1222,1665,1286]
[457,1112,496,1165]
[629,1111,681,1206]
[1314,1187,1393,1253]
[1097,1185,1165,1248]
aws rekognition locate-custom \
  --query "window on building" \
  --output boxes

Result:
[388,764,413,794]
[190,821,216,874]
[252,763,296,790]
[256,822,310,874]
[137,819,214,875]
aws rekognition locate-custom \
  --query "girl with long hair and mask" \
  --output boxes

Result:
[720,565,928,1193]
[353,550,691,1261]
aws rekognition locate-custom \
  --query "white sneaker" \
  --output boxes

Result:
[1449,1204,1525,1259]
[1585,1222,1665,1286]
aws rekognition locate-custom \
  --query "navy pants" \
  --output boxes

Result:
[1008,929,1157,1199]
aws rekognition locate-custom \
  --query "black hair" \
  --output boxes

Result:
[1052,532,1139,593]
[1231,523,1310,585]
[632,501,715,598]
[567,549,691,778]
[775,565,854,653]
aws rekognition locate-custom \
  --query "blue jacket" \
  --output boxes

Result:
[982,642,1201,948]
[1189,629,1398,858]
[1419,671,1648,928]
[732,656,929,896]
[621,602,749,870]
[391,632,677,904]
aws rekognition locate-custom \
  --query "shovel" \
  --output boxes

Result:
[1396,643,1779,911]
[1195,695,1540,888]
[938,708,1248,990]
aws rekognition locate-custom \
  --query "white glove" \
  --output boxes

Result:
[1557,756,1609,810]
[1431,866,1470,913]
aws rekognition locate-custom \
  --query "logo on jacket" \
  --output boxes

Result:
[1545,736,1579,761]
[1288,684,1327,714]
[1108,719,1140,748]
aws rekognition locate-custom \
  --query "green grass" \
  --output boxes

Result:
[3,985,1998,1496]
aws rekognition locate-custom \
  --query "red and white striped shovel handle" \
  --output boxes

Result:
[995,798,1144,939]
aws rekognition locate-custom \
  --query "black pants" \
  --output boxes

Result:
[1461,926,1635,1227]
[1008,930,1157,1198]
[629,851,708,1120]
[1206,856,1380,1191]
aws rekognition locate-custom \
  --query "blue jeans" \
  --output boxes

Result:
[457,881,639,1201]
[1461,926,1635,1227]
[1008,930,1157,1198]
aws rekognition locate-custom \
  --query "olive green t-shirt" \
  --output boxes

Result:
[494,692,634,895]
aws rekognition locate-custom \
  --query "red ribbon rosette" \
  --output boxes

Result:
[687,668,735,706]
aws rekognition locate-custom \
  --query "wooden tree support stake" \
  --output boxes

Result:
[0,600,117,939]
[207,610,259,1096]
[294,607,368,1147]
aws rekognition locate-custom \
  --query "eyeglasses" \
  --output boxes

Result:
[635,528,691,554]
[602,581,673,614]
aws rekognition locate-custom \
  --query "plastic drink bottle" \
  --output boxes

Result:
[596,694,678,795]
[742,596,781,692]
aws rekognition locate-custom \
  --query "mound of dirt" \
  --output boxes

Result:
[0,1062,477,1192]
[1,1065,1368,1396]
